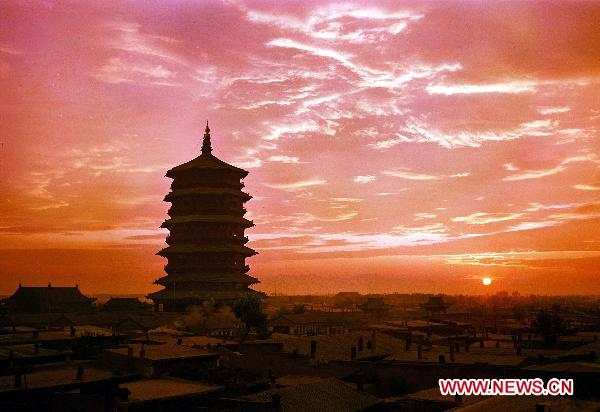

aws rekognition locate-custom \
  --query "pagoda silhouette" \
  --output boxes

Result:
[148,122,262,311]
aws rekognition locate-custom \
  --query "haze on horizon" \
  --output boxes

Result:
[1,0,599,296]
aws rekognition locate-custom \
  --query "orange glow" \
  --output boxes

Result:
[1,1,600,295]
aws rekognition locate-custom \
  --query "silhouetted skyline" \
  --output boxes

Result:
[1,1,599,295]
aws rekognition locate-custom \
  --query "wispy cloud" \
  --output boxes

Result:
[354,175,376,183]
[427,80,537,95]
[503,154,598,181]
[451,212,524,225]
[263,178,327,190]
[268,155,301,164]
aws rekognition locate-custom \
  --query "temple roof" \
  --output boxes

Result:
[1,285,95,304]
[165,187,251,201]
[147,288,265,301]
[157,244,257,256]
[166,154,248,178]
[154,272,259,285]
[166,122,248,178]
[161,215,254,228]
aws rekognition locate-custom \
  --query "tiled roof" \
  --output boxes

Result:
[161,215,253,228]
[166,153,248,178]
[165,187,251,200]
[154,272,259,285]
[147,288,265,301]
[2,286,95,304]
[157,244,257,256]
[242,378,381,412]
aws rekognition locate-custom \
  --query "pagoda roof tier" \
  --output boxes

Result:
[147,288,265,302]
[154,273,259,285]
[165,187,251,201]
[161,215,254,228]
[166,153,248,179]
[158,244,257,257]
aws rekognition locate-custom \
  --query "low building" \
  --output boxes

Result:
[358,297,391,317]
[103,297,150,312]
[270,311,366,336]
[421,296,451,316]
[121,377,224,411]
[0,364,135,410]
[0,284,95,313]
[101,343,220,378]
[238,377,381,411]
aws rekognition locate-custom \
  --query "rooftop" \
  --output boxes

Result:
[242,378,381,412]
[122,378,223,403]
[104,343,218,361]
[0,365,131,393]
[1,285,95,304]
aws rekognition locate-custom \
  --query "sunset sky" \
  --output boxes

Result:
[1,0,599,296]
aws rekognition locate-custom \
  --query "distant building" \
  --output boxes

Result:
[358,297,391,316]
[0,284,95,313]
[333,292,365,308]
[421,295,451,316]
[148,123,263,311]
[270,311,366,335]
[103,297,150,312]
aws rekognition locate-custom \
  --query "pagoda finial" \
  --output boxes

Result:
[202,120,212,155]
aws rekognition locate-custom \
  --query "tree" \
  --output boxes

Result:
[532,309,565,346]
[233,293,268,340]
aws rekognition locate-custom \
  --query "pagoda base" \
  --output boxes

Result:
[148,288,265,312]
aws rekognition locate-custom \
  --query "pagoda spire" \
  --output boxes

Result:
[201,120,212,155]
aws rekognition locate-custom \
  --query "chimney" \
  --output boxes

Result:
[438,354,446,364]
[351,346,357,360]
[310,340,317,359]
[417,345,422,360]
[76,365,84,380]
[271,392,282,409]
[48,282,52,288]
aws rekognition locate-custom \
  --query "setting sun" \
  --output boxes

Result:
[482,277,493,286]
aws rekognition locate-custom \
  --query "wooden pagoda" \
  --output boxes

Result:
[148,123,262,311]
